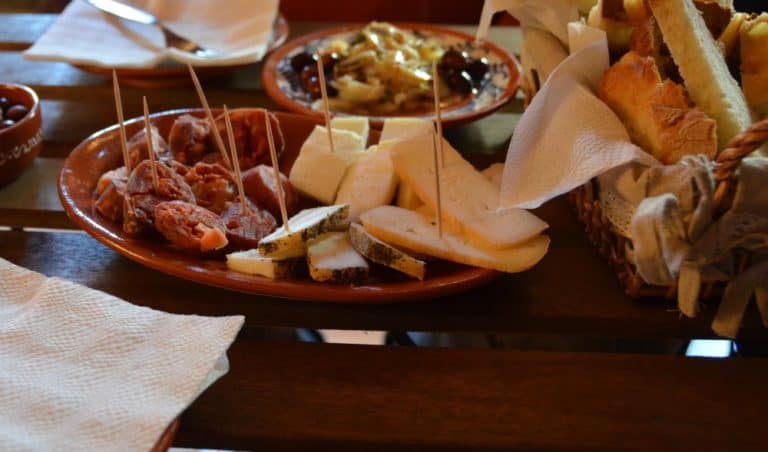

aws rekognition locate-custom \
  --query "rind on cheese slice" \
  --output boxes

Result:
[302,125,367,164]
[307,231,369,283]
[226,249,303,279]
[289,139,348,204]
[258,204,349,257]
[335,142,398,222]
[331,117,369,148]
[648,0,753,149]
[360,206,549,273]
[349,223,426,280]
[390,135,548,249]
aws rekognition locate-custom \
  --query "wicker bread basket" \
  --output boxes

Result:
[566,117,768,300]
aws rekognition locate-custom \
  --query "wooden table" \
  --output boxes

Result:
[1,9,767,451]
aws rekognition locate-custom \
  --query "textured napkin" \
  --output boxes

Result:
[24,0,278,67]
[0,258,243,451]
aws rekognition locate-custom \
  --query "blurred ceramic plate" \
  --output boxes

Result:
[262,22,520,128]
[75,14,289,88]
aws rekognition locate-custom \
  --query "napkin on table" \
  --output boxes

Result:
[24,0,279,67]
[0,257,243,451]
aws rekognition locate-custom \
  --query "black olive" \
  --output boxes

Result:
[290,52,315,73]
[299,66,321,98]
[325,80,338,97]
[440,49,469,71]
[0,97,10,112]
[0,119,15,130]
[320,53,338,73]
[446,70,473,95]
[6,104,28,122]
[467,59,489,83]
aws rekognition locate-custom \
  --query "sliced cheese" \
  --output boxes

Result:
[303,125,367,164]
[335,142,398,222]
[349,223,426,280]
[289,139,348,204]
[226,249,303,279]
[307,232,369,283]
[481,163,505,190]
[361,206,549,273]
[331,117,369,148]
[380,118,433,142]
[390,136,548,249]
[396,180,423,209]
[258,204,349,257]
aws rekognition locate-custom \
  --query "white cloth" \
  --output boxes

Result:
[0,258,244,451]
[24,0,279,67]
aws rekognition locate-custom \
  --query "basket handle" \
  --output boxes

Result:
[712,117,768,213]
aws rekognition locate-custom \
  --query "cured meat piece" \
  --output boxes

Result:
[242,164,298,222]
[220,198,277,250]
[154,200,228,252]
[95,166,128,197]
[122,160,195,236]
[126,125,171,169]
[214,109,284,170]
[95,179,126,223]
[183,162,237,214]
[168,114,214,165]
[166,159,190,177]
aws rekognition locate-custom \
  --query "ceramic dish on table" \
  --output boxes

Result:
[262,23,520,128]
[75,15,290,88]
[58,109,500,303]
[0,83,42,187]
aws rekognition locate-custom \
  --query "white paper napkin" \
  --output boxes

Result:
[0,257,244,451]
[24,0,279,67]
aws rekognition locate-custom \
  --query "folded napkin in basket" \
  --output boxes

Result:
[477,0,768,337]
[24,0,279,67]
[0,258,244,450]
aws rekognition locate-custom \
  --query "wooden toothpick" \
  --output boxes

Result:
[315,54,336,154]
[142,96,159,191]
[431,123,443,238]
[263,109,291,232]
[431,60,445,168]
[187,63,232,170]
[112,69,131,173]
[223,105,250,216]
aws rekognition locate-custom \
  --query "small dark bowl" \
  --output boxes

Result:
[0,83,42,187]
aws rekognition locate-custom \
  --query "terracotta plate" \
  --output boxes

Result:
[58,109,500,303]
[262,23,520,128]
[75,15,290,88]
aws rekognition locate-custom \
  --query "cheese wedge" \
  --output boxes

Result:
[360,206,549,273]
[396,181,423,209]
[335,142,398,222]
[379,118,433,142]
[390,136,548,249]
[349,223,426,280]
[226,249,303,279]
[331,117,369,148]
[289,139,348,204]
[307,232,369,283]
[481,163,505,190]
[302,125,367,164]
[258,204,349,257]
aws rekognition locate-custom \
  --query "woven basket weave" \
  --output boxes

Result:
[566,117,768,300]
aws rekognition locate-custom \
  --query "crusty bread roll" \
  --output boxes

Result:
[599,51,717,164]
[740,13,768,118]
[648,0,752,149]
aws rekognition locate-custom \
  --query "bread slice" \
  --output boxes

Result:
[599,51,717,164]
[648,0,752,149]
[741,13,768,118]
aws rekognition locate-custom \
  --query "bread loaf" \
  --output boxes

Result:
[648,0,753,149]
[599,51,717,164]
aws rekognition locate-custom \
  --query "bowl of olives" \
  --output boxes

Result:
[0,83,42,187]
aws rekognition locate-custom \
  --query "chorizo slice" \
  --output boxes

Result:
[214,108,285,170]
[154,200,228,253]
[242,164,298,222]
